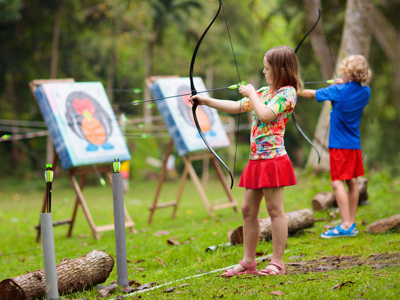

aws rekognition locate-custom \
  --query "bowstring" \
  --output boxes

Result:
[221,0,242,182]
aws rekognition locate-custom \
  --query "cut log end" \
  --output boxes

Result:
[0,250,114,300]
[0,280,26,300]
[368,214,400,234]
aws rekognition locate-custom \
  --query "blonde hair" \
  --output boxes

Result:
[265,46,302,93]
[338,55,372,85]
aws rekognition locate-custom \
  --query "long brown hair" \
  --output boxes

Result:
[265,46,302,93]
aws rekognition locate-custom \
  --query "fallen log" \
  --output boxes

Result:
[230,209,314,245]
[0,250,114,300]
[368,214,400,234]
[312,177,369,211]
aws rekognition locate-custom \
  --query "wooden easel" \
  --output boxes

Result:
[30,79,136,241]
[148,139,238,223]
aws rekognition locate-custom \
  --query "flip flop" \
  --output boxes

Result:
[258,260,285,276]
[222,261,258,277]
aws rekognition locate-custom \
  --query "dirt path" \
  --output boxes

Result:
[283,252,400,274]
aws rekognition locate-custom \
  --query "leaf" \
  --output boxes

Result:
[137,282,157,290]
[179,283,190,288]
[98,284,118,297]
[332,281,355,289]
[129,280,142,287]
[269,290,285,295]
[153,230,170,236]
[163,287,175,293]
[154,257,166,267]
[135,267,147,271]
[167,238,181,245]
[287,262,307,266]
[122,285,136,293]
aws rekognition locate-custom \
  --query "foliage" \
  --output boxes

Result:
[0,0,399,177]
[0,170,399,299]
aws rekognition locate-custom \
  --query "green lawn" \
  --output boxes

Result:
[0,168,399,299]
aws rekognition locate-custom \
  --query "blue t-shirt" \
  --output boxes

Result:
[315,81,371,149]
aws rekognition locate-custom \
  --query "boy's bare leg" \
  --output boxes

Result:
[262,186,286,272]
[331,180,352,230]
[346,177,359,224]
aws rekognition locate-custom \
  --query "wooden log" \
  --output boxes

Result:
[0,250,114,300]
[368,214,400,234]
[230,209,314,245]
[312,191,335,211]
[312,177,369,211]
[358,177,368,203]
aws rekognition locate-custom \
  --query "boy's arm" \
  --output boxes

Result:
[297,89,316,99]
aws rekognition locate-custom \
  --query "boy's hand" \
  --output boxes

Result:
[239,84,257,98]
[334,78,344,84]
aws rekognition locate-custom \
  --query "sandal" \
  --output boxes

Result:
[221,261,258,277]
[258,260,285,276]
[321,223,358,239]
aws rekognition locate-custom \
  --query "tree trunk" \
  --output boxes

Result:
[303,0,334,171]
[144,40,155,128]
[306,0,373,170]
[369,5,400,111]
[47,0,64,165]
[0,250,114,300]
[106,29,117,104]
[312,177,368,210]
[368,215,400,234]
[230,209,314,245]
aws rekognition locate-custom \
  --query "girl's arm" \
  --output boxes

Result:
[297,89,316,98]
[188,94,241,114]
[239,84,276,123]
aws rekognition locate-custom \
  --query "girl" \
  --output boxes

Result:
[298,54,372,238]
[188,45,301,276]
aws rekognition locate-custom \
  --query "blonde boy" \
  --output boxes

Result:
[299,55,372,238]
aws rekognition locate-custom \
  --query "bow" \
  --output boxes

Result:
[189,0,239,189]
[292,9,322,164]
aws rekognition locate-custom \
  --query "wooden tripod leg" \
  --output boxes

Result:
[183,156,214,217]
[67,174,86,237]
[69,173,100,240]
[171,163,189,219]
[148,139,173,224]
[211,157,238,213]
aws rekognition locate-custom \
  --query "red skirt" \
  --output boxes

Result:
[238,154,297,189]
[329,148,364,181]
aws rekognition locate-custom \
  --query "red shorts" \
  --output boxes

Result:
[329,148,364,181]
[238,154,297,189]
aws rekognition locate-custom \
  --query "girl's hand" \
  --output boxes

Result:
[188,94,207,106]
[239,84,257,98]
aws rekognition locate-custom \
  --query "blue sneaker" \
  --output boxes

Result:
[321,223,358,239]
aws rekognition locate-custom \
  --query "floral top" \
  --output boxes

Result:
[240,86,297,160]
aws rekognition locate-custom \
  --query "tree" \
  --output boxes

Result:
[143,0,201,126]
[305,0,373,171]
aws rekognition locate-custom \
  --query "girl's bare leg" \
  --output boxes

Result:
[262,187,286,271]
[223,188,263,274]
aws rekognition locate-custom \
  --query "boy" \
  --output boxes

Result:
[298,54,372,238]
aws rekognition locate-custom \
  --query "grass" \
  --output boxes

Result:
[0,168,399,299]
